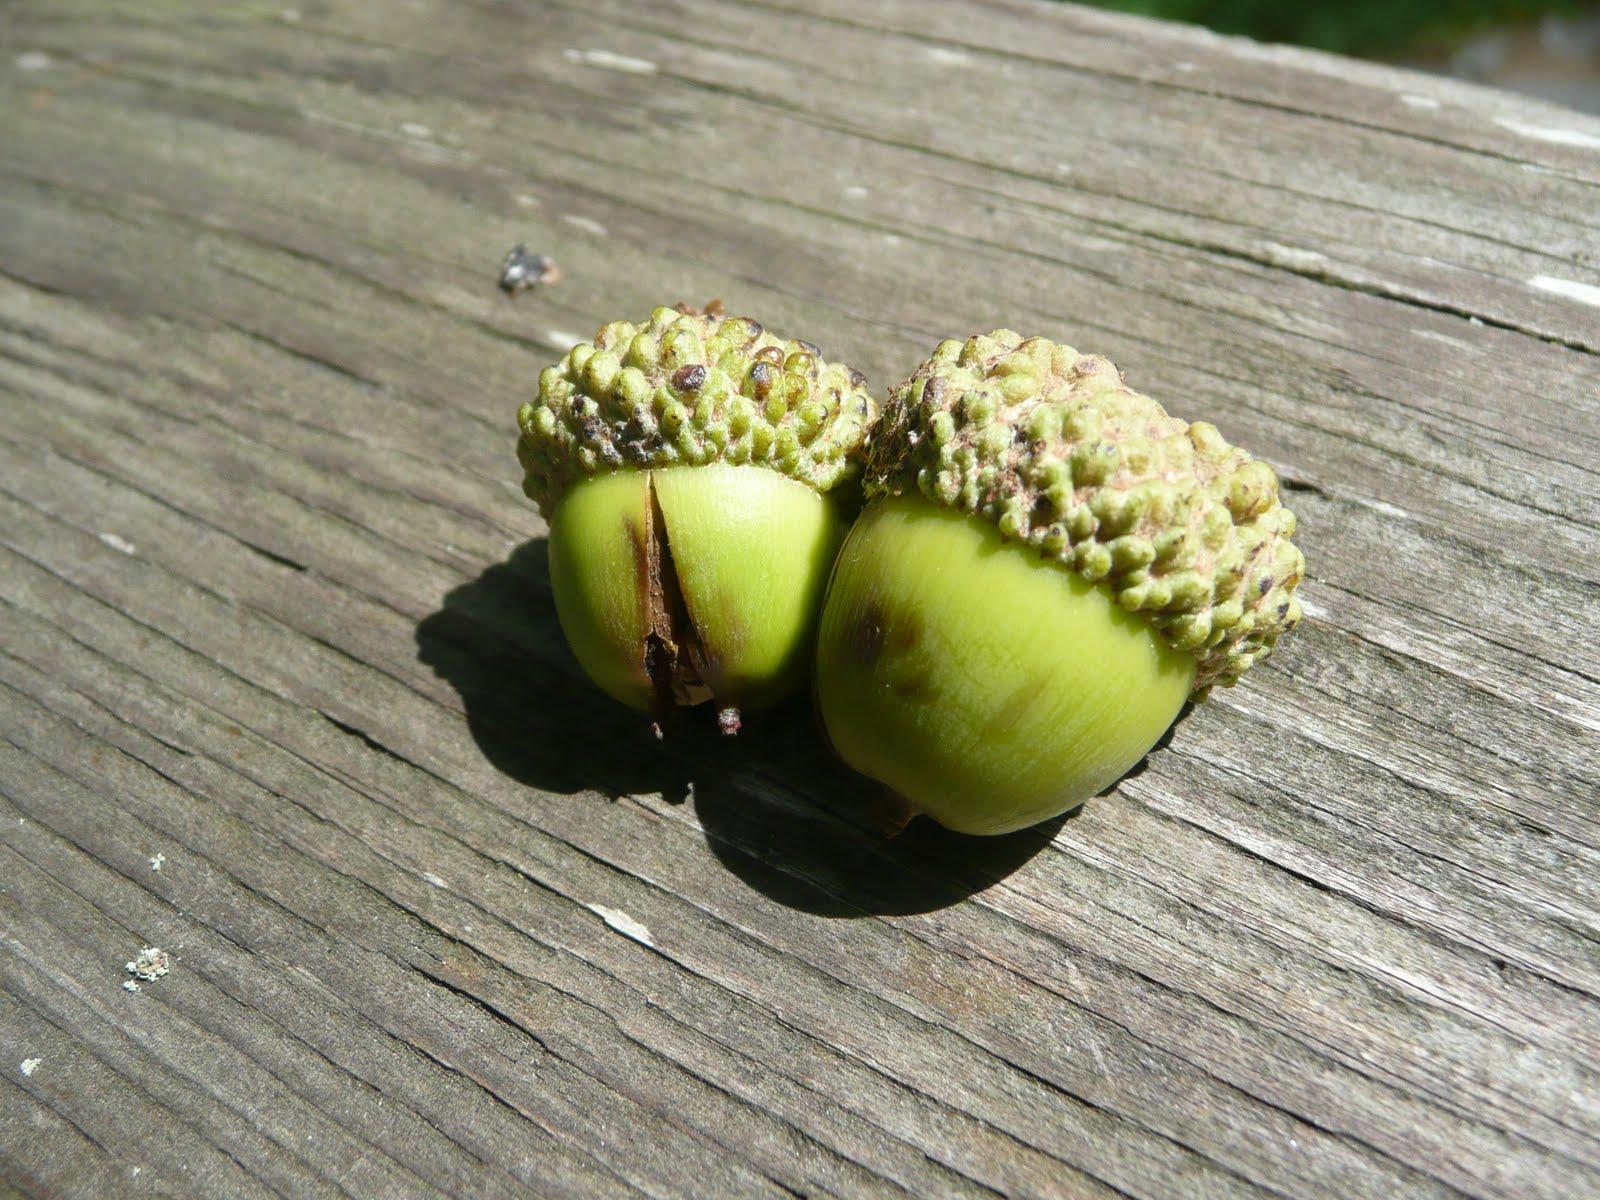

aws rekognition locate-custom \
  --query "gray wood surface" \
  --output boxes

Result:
[2,1,1598,1196]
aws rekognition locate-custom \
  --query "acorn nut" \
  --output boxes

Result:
[814,331,1304,833]
[518,305,878,734]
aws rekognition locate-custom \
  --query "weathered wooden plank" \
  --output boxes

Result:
[0,1065,178,1199]
[1,0,1597,1196]
[4,289,1595,984]
[3,409,1587,1196]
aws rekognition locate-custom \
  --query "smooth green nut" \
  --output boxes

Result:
[519,305,878,733]
[816,498,1193,834]
[549,464,846,723]
[815,330,1304,834]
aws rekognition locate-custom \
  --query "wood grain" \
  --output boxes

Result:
[1,1,1597,1196]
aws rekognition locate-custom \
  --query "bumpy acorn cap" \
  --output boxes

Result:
[518,305,878,516]
[868,330,1304,695]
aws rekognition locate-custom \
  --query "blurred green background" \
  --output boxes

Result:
[1079,0,1588,55]
[1075,1,1600,110]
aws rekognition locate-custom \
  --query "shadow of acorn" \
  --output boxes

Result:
[416,540,1080,916]
[414,539,689,802]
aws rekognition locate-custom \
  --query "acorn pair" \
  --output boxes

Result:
[516,305,1303,835]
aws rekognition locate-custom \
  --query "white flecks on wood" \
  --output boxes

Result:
[1411,328,1473,350]
[1359,497,1412,522]
[1260,242,1331,271]
[1492,117,1600,150]
[560,214,608,237]
[586,904,656,948]
[563,47,657,75]
[1530,275,1600,308]
[125,947,170,983]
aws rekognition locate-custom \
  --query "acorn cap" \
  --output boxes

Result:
[518,305,878,516]
[867,330,1304,694]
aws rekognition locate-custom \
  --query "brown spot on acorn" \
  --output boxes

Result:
[889,670,933,701]
[987,673,1052,737]
[746,361,777,400]
[844,596,889,667]
[673,299,726,317]
[672,364,707,392]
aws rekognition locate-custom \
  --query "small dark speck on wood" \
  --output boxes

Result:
[498,244,560,297]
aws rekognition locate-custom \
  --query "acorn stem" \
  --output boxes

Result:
[871,789,919,839]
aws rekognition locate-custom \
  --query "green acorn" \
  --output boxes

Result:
[518,304,877,733]
[814,331,1304,833]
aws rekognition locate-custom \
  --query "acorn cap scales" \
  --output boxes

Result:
[866,330,1304,694]
[518,305,878,514]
